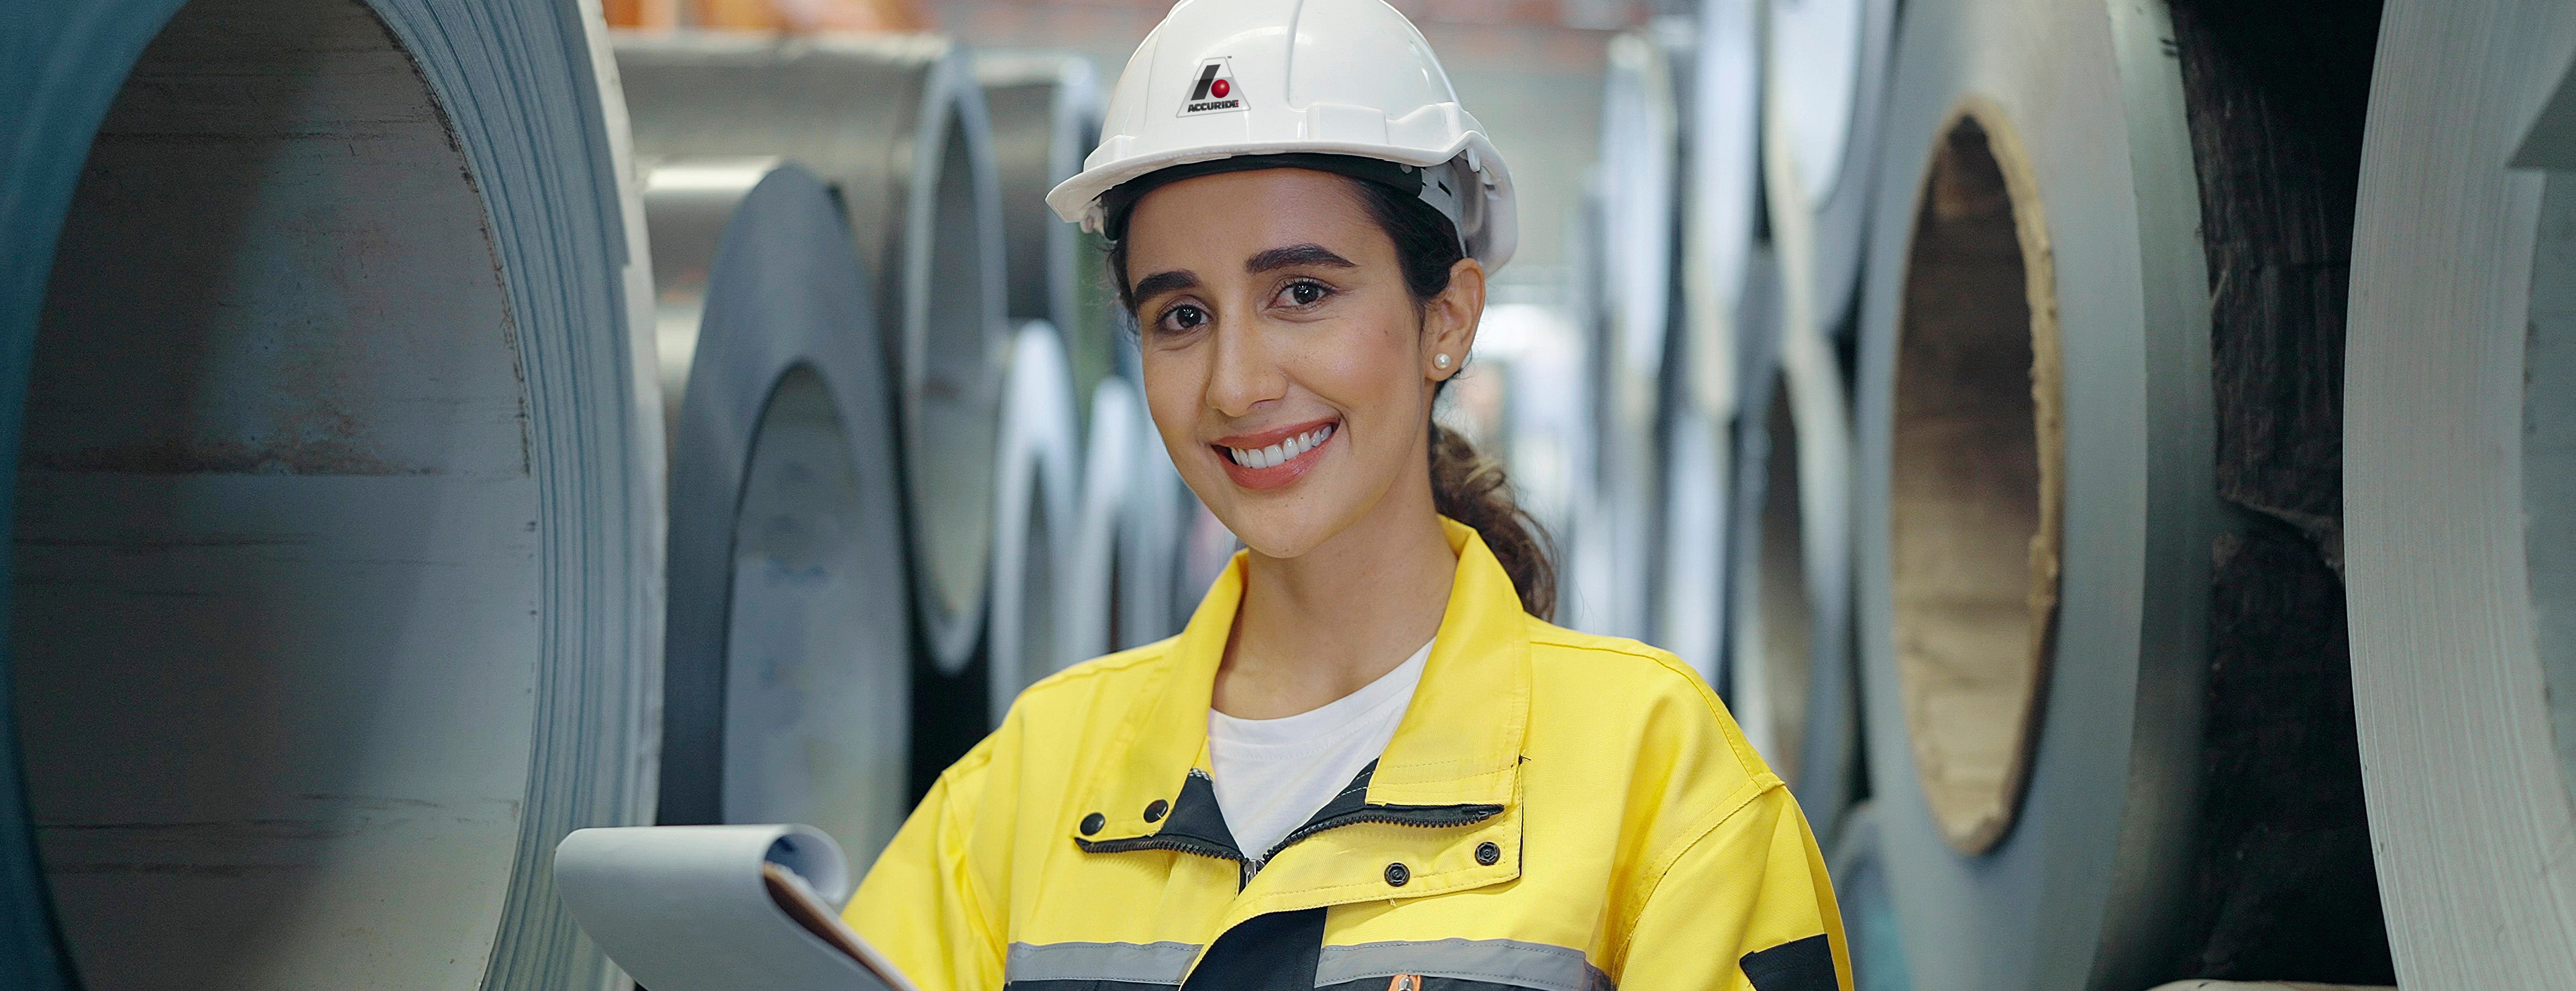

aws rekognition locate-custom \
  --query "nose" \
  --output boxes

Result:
[1203,320,1286,419]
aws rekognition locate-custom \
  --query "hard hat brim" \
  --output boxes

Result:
[1045,133,1517,270]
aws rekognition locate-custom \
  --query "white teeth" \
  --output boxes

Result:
[1224,424,1334,470]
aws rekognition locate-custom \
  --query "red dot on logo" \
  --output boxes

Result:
[1211,79,1230,98]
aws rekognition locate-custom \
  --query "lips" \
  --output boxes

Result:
[1212,418,1339,490]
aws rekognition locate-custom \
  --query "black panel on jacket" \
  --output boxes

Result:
[1179,909,1324,991]
[1740,933,1835,991]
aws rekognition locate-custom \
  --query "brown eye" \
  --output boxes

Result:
[1277,280,1330,308]
[1155,303,1210,335]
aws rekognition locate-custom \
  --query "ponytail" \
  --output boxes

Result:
[1428,422,1558,620]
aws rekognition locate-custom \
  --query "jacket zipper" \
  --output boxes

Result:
[1257,804,1505,864]
[1240,803,1506,882]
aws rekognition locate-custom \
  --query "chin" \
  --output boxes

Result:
[1193,479,1362,562]
[1210,499,1338,561]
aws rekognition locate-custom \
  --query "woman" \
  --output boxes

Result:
[847,2,1847,988]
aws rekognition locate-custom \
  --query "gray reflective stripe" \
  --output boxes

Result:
[1006,941,1200,985]
[1315,939,1614,991]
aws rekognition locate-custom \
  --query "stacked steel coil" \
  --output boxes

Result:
[1,1,663,988]
[1572,0,2424,988]
[649,158,912,866]
[1848,0,2395,984]
[983,322,1081,724]
[617,36,1184,850]
[1577,25,1685,643]
[1,10,1196,986]
[617,32,1013,680]
[2344,0,2576,986]
[17,0,2576,986]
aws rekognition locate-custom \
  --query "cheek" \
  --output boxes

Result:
[1299,313,1424,433]
[1140,346,1205,456]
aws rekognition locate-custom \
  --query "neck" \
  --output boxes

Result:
[1214,473,1457,720]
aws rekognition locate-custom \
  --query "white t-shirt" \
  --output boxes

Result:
[1206,639,1433,862]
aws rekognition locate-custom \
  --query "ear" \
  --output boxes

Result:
[1424,257,1487,381]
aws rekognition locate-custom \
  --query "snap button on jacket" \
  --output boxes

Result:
[847,520,1851,991]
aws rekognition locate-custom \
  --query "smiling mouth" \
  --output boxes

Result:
[1218,423,1336,470]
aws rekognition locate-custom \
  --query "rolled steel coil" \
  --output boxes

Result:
[1756,1,1884,823]
[655,162,913,870]
[1859,0,2394,986]
[0,0,663,988]
[1116,405,1195,651]
[1587,28,1684,642]
[1725,274,1859,837]
[1065,378,1132,666]
[1743,0,1880,835]
[1561,176,1619,633]
[976,53,1116,401]
[1067,376,1189,662]
[1655,0,1761,687]
[1764,0,1898,337]
[1827,802,1911,991]
[985,322,1082,725]
[1682,0,1762,416]
[2345,0,2576,986]
[1855,1,2216,988]
[617,33,1012,675]
[1657,401,1730,684]
[2144,984,2392,991]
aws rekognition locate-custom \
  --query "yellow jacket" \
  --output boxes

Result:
[847,519,1849,991]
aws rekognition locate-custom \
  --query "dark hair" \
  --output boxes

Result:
[1107,167,1559,620]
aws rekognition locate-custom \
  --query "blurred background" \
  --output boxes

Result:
[5,1,2575,990]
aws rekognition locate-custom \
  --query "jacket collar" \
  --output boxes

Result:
[1073,518,1533,849]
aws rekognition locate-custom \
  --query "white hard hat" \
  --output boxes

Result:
[1044,0,1517,270]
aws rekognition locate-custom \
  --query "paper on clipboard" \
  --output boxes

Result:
[555,824,921,991]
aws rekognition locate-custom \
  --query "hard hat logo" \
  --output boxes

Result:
[1179,58,1245,116]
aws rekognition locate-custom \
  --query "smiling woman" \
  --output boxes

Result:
[839,3,1851,990]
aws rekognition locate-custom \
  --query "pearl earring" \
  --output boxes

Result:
[1434,353,1452,370]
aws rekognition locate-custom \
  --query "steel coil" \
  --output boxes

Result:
[1656,0,1762,686]
[1562,176,1619,632]
[1827,802,1911,991]
[655,162,912,870]
[1116,401,1194,651]
[0,0,662,987]
[1587,28,1684,642]
[1752,0,1881,829]
[1727,280,1859,836]
[1745,0,1876,841]
[2345,0,2576,986]
[1068,376,1189,661]
[1658,403,1729,683]
[1859,0,2400,985]
[977,53,1115,404]
[1764,0,1898,336]
[1854,0,2220,988]
[986,323,1082,724]
[617,32,1011,674]
[1682,0,1762,414]
[2144,984,2391,991]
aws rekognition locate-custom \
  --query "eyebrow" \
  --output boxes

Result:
[1246,244,1356,273]
[1129,244,1356,304]
[1129,269,1199,303]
